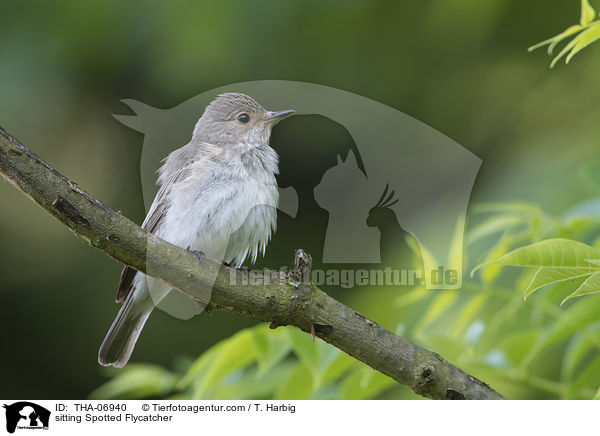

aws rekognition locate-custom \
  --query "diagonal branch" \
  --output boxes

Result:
[0,126,504,400]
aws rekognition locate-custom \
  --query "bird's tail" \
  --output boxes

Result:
[98,288,154,368]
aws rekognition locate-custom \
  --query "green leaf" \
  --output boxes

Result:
[479,231,517,284]
[90,364,178,400]
[274,364,314,400]
[451,294,488,339]
[340,366,396,400]
[215,362,296,400]
[310,343,343,388]
[570,354,600,398]
[528,25,584,54]
[201,330,256,385]
[251,325,292,376]
[548,25,586,54]
[394,286,429,309]
[288,328,342,388]
[178,346,219,390]
[561,333,596,383]
[288,328,319,383]
[566,22,600,63]
[562,272,600,304]
[321,352,356,385]
[471,202,542,215]
[550,22,600,67]
[580,0,596,26]
[524,267,595,299]
[414,291,459,332]
[530,0,600,67]
[466,215,523,245]
[425,334,471,362]
[524,296,600,366]
[187,329,256,398]
[497,329,541,365]
[551,29,586,67]
[472,239,600,275]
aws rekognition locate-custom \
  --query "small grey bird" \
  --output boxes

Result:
[98,93,294,367]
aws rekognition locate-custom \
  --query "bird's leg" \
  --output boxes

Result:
[222,259,250,272]
[186,246,205,262]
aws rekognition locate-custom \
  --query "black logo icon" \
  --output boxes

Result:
[3,402,50,434]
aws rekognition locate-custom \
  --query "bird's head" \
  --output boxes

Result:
[366,184,399,228]
[193,93,294,146]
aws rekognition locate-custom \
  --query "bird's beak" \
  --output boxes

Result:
[265,110,295,124]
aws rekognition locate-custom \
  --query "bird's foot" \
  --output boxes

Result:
[186,246,205,262]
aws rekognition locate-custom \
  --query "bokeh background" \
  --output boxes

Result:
[1,0,599,399]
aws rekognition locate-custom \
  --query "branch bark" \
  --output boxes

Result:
[0,126,505,400]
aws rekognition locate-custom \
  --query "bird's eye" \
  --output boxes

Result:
[237,113,250,123]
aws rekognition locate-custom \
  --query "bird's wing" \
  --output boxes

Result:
[114,150,198,303]
[114,194,172,302]
[114,266,138,303]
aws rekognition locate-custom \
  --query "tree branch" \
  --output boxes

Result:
[0,126,504,400]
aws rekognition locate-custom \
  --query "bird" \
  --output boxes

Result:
[366,184,422,270]
[98,93,294,367]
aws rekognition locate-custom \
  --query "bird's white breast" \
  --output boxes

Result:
[156,142,279,266]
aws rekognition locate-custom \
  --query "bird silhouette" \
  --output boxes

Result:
[366,184,422,270]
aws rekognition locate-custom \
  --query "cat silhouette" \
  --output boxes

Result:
[314,150,381,263]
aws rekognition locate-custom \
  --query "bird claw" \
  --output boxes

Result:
[187,246,205,262]
[222,261,250,272]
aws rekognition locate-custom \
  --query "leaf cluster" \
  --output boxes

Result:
[529,0,600,67]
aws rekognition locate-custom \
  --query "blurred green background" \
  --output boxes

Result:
[1,0,600,400]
